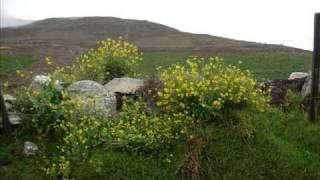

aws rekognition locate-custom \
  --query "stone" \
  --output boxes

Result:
[301,71,320,98]
[5,102,12,112]
[23,141,38,156]
[67,80,116,115]
[30,75,52,91]
[3,94,16,103]
[30,75,63,91]
[260,79,306,106]
[288,72,308,80]
[8,112,22,125]
[104,77,144,94]
[67,80,105,99]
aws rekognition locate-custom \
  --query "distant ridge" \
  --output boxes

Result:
[0,15,33,28]
[0,16,305,52]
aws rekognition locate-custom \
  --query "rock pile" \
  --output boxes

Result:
[260,71,318,107]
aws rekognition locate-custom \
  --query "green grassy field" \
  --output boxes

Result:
[140,52,311,81]
[0,51,311,82]
[0,53,35,76]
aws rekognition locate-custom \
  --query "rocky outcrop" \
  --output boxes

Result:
[260,78,306,106]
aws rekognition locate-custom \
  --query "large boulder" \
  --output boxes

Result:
[66,80,116,115]
[104,77,144,94]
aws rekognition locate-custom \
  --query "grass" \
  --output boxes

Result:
[140,52,311,81]
[0,51,310,81]
[0,53,35,76]
[1,94,320,179]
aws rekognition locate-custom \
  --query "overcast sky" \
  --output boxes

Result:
[1,0,319,50]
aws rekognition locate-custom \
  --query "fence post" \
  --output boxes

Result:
[310,13,320,121]
[0,84,12,133]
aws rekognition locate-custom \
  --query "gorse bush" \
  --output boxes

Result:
[157,57,270,122]
[15,82,106,178]
[103,99,196,152]
[50,37,142,84]
[44,98,106,178]
[16,81,64,137]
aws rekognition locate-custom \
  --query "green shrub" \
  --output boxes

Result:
[103,57,130,81]
[50,37,142,84]
[16,81,64,137]
[103,99,196,153]
[157,57,270,123]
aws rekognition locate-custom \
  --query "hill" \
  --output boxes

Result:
[1,16,305,53]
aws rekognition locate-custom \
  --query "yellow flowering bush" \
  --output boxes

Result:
[16,82,106,178]
[103,99,196,152]
[157,57,270,122]
[50,37,142,84]
[44,98,106,178]
[16,82,65,138]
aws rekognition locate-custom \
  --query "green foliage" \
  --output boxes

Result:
[16,82,64,137]
[103,57,130,81]
[103,99,196,153]
[50,37,142,84]
[45,111,106,178]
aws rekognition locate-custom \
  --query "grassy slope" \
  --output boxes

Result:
[0,51,310,81]
[1,95,319,179]
[0,53,34,76]
[140,52,311,81]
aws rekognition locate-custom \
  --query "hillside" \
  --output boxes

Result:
[1,16,305,53]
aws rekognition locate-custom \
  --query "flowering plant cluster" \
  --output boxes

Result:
[50,37,142,84]
[16,82,64,137]
[16,82,106,178]
[103,99,196,152]
[157,57,270,122]
[44,97,106,178]
[12,38,272,178]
